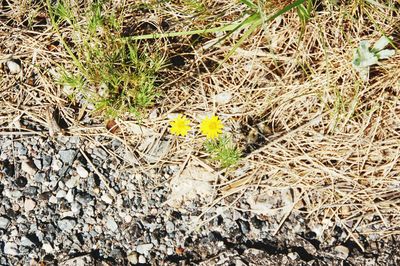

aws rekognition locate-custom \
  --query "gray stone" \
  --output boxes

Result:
[0,216,11,230]
[106,216,118,232]
[4,242,19,255]
[42,155,52,168]
[93,148,107,160]
[20,236,35,247]
[57,218,77,232]
[59,150,76,165]
[75,192,94,206]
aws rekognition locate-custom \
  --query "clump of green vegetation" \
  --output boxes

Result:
[204,135,241,168]
[47,0,164,118]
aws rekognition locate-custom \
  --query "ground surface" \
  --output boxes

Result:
[1,0,400,265]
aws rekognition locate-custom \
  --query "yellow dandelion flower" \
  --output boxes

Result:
[200,115,223,139]
[170,115,191,136]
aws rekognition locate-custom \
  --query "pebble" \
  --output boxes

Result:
[20,236,35,247]
[136,243,153,255]
[65,175,80,188]
[59,149,76,165]
[106,216,118,232]
[6,60,21,74]
[65,189,74,203]
[138,255,146,264]
[165,221,175,234]
[101,193,113,204]
[334,245,349,260]
[51,159,63,171]
[56,190,67,198]
[58,218,77,232]
[76,165,89,178]
[15,176,28,187]
[42,242,54,253]
[24,198,36,212]
[127,252,138,264]
[21,160,37,176]
[4,242,19,255]
[0,216,11,229]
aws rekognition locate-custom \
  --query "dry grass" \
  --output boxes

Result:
[1,0,400,241]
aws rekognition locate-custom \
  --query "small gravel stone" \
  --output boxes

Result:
[56,190,67,198]
[106,216,118,232]
[165,221,175,234]
[136,243,153,255]
[20,236,35,247]
[93,148,107,159]
[24,198,36,212]
[127,252,138,264]
[138,255,146,264]
[65,189,74,203]
[51,159,63,171]
[334,245,349,260]
[6,60,21,74]
[65,175,80,189]
[21,160,37,176]
[0,216,11,229]
[58,218,77,232]
[15,176,28,187]
[101,193,113,204]
[76,165,89,178]
[33,159,42,170]
[4,242,19,255]
[59,149,76,165]
[42,242,54,253]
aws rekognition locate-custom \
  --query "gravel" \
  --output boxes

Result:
[1,133,400,265]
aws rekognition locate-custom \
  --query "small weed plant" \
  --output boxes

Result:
[47,0,164,118]
[170,114,241,168]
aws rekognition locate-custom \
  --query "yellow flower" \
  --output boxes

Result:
[200,115,223,139]
[170,115,191,136]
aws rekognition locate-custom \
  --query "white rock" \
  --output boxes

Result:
[21,160,37,176]
[214,91,233,104]
[42,242,54,253]
[4,242,19,255]
[136,243,153,255]
[56,190,67,198]
[166,163,216,208]
[138,255,146,264]
[20,236,35,247]
[76,165,89,178]
[124,214,132,223]
[65,189,74,203]
[51,159,63,171]
[49,195,58,204]
[101,193,113,204]
[24,198,36,212]
[65,175,80,189]
[6,60,21,74]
